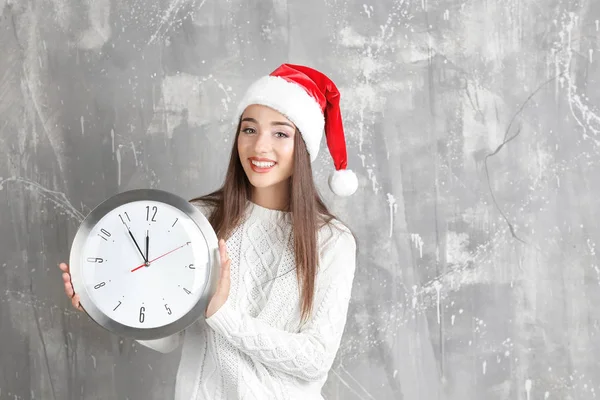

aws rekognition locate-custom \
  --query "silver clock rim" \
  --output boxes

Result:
[69,189,220,340]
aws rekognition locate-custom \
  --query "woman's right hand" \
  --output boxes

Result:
[59,262,83,311]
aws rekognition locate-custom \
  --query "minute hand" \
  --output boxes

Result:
[145,231,149,263]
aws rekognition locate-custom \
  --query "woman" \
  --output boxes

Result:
[59,63,359,399]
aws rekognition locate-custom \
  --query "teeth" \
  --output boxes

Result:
[251,160,275,168]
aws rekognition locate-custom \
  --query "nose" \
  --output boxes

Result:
[253,131,271,154]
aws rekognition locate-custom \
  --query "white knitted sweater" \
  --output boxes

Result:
[137,200,357,400]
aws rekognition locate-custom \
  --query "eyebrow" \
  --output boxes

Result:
[241,117,295,129]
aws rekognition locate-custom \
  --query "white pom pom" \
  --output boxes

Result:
[328,169,358,196]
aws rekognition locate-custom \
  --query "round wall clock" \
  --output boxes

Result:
[69,189,219,340]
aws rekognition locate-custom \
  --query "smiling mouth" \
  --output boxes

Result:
[250,160,276,168]
[249,158,276,172]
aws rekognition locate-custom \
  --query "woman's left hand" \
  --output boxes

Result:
[206,239,231,318]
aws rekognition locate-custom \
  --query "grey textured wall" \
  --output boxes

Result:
[1,0,600,399]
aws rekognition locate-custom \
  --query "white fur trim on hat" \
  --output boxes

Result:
[328,169,358,197]
[235,76,325,162]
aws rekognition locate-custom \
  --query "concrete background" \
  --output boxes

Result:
[1,0,600,399]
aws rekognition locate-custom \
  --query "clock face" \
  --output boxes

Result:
[70,190,218,339]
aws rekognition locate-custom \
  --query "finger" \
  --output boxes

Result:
[221,257,231,278]
[59,262,69,273]
[71,294,82,310]
[62,272,71,283]
[74,295,83,310]
[64,281,74,297]
[219,259,231,294]
[218,240,226,261]
[218,240,230,274]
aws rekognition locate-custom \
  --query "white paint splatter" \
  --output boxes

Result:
[545,391,550,399]
[215,80,232,113]
[18,5,69,182]
[149,0,207,44]
[130,141,139,166]
[49,0,73,31]
[556,12,600,145]
[0,177,85,222]
[110,129,115,155]
[358,154,366,168]
[532,144,553,187]
[460,82,511,169]
[585,239,600,285]
[335,13,411,198]
[410,233,424,258]
[337,26,368,48]
[91,354,96,369]
[525,379,532,400]
[147,73,231,138]
[433,280,442,324]
[365,168,380,194]
[482,360,486,375]
[362,4,373,18]
[590,49,594,64]
[386,193,397,237]
[78,0,111,50]
[451,314,455,325]
[411,285,418,309]
[461,204,489,227]
[446,231,473,266]
[80,116,84,135]
[116,147,121,187]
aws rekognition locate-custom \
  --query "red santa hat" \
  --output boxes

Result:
[235,63,358,196]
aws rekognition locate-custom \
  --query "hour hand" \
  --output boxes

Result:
[120,215,148,263]
[128,229,148,264]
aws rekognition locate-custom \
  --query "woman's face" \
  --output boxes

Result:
[237,104,296,194]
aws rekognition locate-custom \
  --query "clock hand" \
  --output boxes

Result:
[128,230,148,264]
[145,230,149,263]
[120,218,148,264]
[130,241,191,272]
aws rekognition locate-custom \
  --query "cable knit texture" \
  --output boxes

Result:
[137,199,357,400]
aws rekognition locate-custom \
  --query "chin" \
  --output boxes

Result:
[246,176,280,189]
[241,163,280,187]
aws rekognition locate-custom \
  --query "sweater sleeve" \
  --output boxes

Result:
[205,225,357,382]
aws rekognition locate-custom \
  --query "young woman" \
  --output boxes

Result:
[59,63,359,399]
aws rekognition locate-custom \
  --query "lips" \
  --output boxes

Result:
[249,157,276,173]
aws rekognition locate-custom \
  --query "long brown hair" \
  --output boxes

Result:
[191,120,336,321]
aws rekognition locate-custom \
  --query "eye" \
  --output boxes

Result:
[275,131,289,138]
[242,127,256,134]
